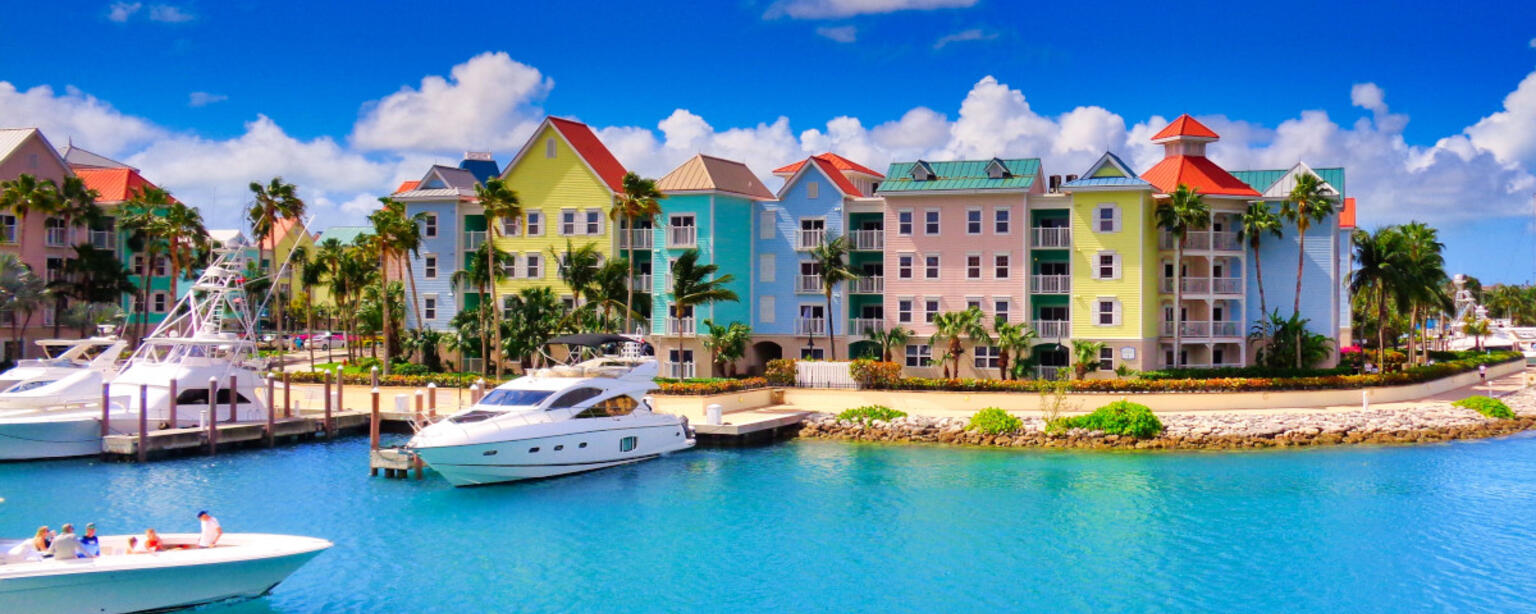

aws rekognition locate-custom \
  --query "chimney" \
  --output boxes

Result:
[464,151,493,161]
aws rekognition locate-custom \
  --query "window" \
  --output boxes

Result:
[501,216,518,237]
[560,209,577,235]
[585,209,602,235]
[924,255,940,279]
[897,210,913,235]
[549,387,604,409]
[925,299,939,323]
[924,209,940,235]
[966,208,982,234]
[504,295,517,319]
[974,346,1001,369]
[174,388,253,406]
[806,181,819,199]
[1096,299,1121,326]
[966,297,983,312]
[966,254,982,279]
[897,253,914,279]
[424,213,438,238]
[131,294,144,313]
[574,395,640,419]
[905,344,932,368]
[525,212,543,236]
[760,296,776,323]
[423,255,438,280]
[994,253,1010,279]
[993,298,1010,322]
[424,295,438,320]
[994,208,1011,234]
[525,253,542,279]
[545,137,556,158]
[1095,251,1120,280]
[801,347,825,360]
[759,255,776,283]
[1099,347,1114,371]
[151,292,168,314]
[759,210,775,239]
[620,436,638,452]
[1096,203,1120,233]
[132,255,145,276]
[897,299,913,323]
[0,215,15,243]
[667,349,694,378]
[503,254,520,279]
[153,256,168,277]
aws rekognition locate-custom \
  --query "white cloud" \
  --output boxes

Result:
[350,51,553,153]
[765,0,976,19]
[816,25,858,43]
[147,4,192,22]
[1529,37,1535,48]
[187,92,227,107]
[1463,70,1536,166]
[0,81,163,153]
[107,1,141,22]
[933,28,997,50]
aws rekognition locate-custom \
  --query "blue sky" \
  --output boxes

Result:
[3,0,1536,283]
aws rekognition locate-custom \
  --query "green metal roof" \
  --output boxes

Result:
[1231,167,1345,196]
[315,226,372,245]
[877,158,1039,193]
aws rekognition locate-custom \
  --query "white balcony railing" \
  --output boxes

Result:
[850,229,884,250]
[849,276,883,294]
[1033,320,1070,339]
[1160,231,1216,251]
[90,230,116,250]
[1212,231,1241,251]
[627,274,653,290]
[796,275,821,294]
[1032,227,1071,248]
[1030,275,1070,294]
[850,318,884,336]
[795,228,826,250]
[617,229,653,249]
[1212,278,1242,295]
[464,231,486,251]
[666,362,696,379]
[796,318,827,336]
[1212,321,1242,337]
[1181,278,1211,294]
[45,227,68,247]
[667,317,695,336]
[1159,321,1241,339]
[668,225,697,248]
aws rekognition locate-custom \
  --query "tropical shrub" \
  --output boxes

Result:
[836,404,907,424]
[765,358,797,386]
[1138,366,1352,380]
[655,377,769,396]
[392,363,431,376]
[1453,395,1516,419]
[849,359,902,389]
[1049,400,1163,438]
[967,407,1023,434]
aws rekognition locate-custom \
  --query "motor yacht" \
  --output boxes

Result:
[0,337,127,411]
[408,333,695,486]
[0,532,330,613]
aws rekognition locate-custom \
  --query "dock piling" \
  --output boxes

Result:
[369,387,381,476]
[100,383,110,438]
[265,375,276,447]
[322,370,333,438]
[414,389,424,428]
[207,377,218,455]
[283,372,292,418]
[226,375,237,423]
[371,366,379,388]
[137,385,148,463]
[168,378,177,428]
[427,383,437,420]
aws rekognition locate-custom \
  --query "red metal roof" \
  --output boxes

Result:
[810,156,865,197]
[393,180,420,194]
[1141,155,1261,197]
[772,153,884,178]
[1152,114,1220,141]
[548,117,627,193]
[74,167,161,203]
[1339,197,1356,229]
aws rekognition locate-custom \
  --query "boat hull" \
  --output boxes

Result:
[414,421,695,486]
[0,411,113,460]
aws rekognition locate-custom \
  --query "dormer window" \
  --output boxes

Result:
[985,158,1010,179]
[910,160,935,181]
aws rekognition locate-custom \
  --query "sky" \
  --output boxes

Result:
[3,0,1536,283]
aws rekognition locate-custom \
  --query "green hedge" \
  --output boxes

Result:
[837,405,907,424]
[1138,366,1352,380]
[1453,395,1516,419]
[967,407,1023,435]
[654,377,770,396]
[1048,400,1163,438]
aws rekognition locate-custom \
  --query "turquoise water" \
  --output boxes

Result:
[5,434,1536,612]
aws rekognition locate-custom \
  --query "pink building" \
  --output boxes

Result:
[0,128,82,359]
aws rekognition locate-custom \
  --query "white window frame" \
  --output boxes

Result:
[1096,298,1122,327]
[759,255,776,283]
[966,253,982,279]
[545,137,556,158]
[560,209,578,236]
[1094,250,1121,280]
[151,292,169,314]
[994,253,1010,279]
[423,294,438,321]
[1095,203,1121,233]
[424,213,438,238]
[924,254,940,280]
[905,343,932,368]
[974,346,1001,369]
[525,212,543,236]
[806,181,819,199]
[897,298,913,323]
[132,255,145,276]
[584,208,603,235]
[1099,346,1114,371]
[423,254,438,280]
[897,253,914,280]
[966,207,983,235]
[152,256,168,277]
[897,209,913,236]
[994,207,1010,234]
[924,299,940,323]
[525,253,542,279]
[924,209,940,235]
[966,296,983,312]
[501,215,518,237]
[993,298,1010,322]
[760,295,776,323]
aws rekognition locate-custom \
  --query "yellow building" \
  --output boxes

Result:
[1061,153,1159,374]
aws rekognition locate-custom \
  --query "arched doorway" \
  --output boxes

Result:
[747,341,783,376]
[1031,343,1069,380]
[848,340,881,360]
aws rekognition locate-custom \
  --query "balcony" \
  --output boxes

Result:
[627,274,652,291]
[45,227,68,247]
[667,317,695,336]
[1212,278,1242,295]
[90,230,116,250]
[666,362,696,379]
[849,229,883,250]
[1181,278,1210,294]
[1033,320,1070,339]
[1030,275,1070,294]
[850,318,884,336]
[849,276,883,294]
[1159,321,1242,339]
[1212,321,1242,337]
[796,275,821,294]
[617,228,653,250]
[1212,231,1241,251]
[667,225,697,248]
[1160,230,1241,252]
[464,231,486,251]
[795,228,826,250]
[795,317,827,336]
[1031,227,1071,248]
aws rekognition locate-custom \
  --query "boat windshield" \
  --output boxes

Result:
[4,380,56,394]
[478,389,555,407]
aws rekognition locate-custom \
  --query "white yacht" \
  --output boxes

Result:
[0,337,127,411]
[0,532,330,613]
[408,334,695,486]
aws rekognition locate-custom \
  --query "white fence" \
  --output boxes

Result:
[795,360,858,389]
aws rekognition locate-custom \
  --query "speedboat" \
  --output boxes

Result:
[0,532,330,613]
[0,337,127,410]
[407,333,695,486]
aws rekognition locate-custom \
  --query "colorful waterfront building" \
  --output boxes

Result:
[392,157,497,331]
[649,154,774,377]
[0,129,82,356]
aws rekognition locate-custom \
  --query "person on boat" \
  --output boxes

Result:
[197,511,222,548]
[33,526,50,553]
[79,523,100,557]
[143,528,163,552]
[45,523,92,560]
[126,536,145,554]
[5,528,46,561]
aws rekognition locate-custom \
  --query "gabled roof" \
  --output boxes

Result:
[1063,152,1150,190]
[1140,155,1260,197]
[60,144,135,171]
[771,152,884,178]
[1152,114,1220,142]
[0,128,71,173]
[74,167,162,203]
[315,226,373,246]
[1229,163,1346,198]
[548,117,627,192]
[1339,197,1356,229]
[393,180,420,194]
[393,165,479,201]
[876,158,1040,193]
[656,154,775,200]
[809,156,865,197]
[269,217,310,245]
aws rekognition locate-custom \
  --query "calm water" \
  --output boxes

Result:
[4,433,1536,612]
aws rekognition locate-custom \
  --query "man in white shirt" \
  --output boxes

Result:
[197,511,222,548]
[47,524,92,559]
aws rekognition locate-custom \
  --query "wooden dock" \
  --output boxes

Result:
[692,408,812,446]
[101,410,374,460]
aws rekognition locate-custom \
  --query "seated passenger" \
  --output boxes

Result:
[45,523,91,560]
[143,528,163,552]
[6,531,43,561]
[127,536,145,554]
[32,526,50,555]
[79,523,100,557]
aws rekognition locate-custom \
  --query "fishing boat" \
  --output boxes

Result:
[407,334,695,486]
[0,337,127,411]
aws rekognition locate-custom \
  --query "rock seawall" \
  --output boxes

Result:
[797,389,1536,450]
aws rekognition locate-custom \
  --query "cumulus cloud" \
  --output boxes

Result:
[147,4,192,22]
[0,82,162,153]
[765,0,976,19]
[933,28,997,50]
[187,92,227,107]
[816,25,858,43]
[350,51,552,153]
[107,1,141,22]
[1463,70,1536,166]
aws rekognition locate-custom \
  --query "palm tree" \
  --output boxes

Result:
[864,325,912,362]
[1391,222,1448,366]
[247,178,305,334]
[160,201,207,317]
[552,240,603,312]
[588,257,636,330]
[1154,183,1209,368]
[62,302,124,337]
[0,174,60,253]
[1463,314,1491,352]
[120,186,175,342]
[1350,227,1402,371]
[450,242,514,375]
[365,199,414,375]
[475,177,522,379]
[808,235,858,360]
[297,246,328,369]
[0,253,47,358]
[666,249,739,378]
[928,307,992,379]
[701,319,752,377]
[611,172,664,333]
[1237,200,1283,320]
[1281,173,1337,367]
[1071,339,1107,380]
[993,320,1039,381]
[501,286,566,370]
[55,176,103,233]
